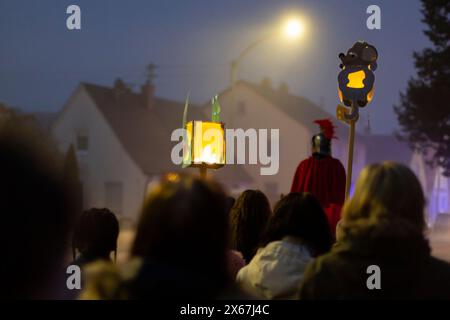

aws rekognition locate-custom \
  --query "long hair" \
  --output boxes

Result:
[261,192,332,256]
[72,208,119,261]
[341,162,426,237]
[131,173,229,292]
[229,190,272,262]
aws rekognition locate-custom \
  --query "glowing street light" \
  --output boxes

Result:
[229,16,306,125]
[283,18,305,39]
[230,16,305,86]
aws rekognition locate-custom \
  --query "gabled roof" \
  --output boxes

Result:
[83,83,182,175]
[81,82,253,183]
[240,80,347,135]
[244,81,343,132]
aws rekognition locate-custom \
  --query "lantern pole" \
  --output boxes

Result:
[337,41,378,200]
[199,166,207,179]
[345,118,356,199]
[337,100,360,200]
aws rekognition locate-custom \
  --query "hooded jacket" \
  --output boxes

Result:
[237,237,313,299]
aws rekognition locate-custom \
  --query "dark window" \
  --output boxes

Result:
[237,100,246,115]
[77,134,89,151]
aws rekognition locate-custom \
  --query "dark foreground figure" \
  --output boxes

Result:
[299,162,450,299]
[0,124,75,299]
[72,208,119,267]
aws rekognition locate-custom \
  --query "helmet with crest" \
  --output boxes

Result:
[312,119,336,156]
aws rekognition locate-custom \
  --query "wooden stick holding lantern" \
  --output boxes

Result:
[182,94,226,179]
[336,41,378,199]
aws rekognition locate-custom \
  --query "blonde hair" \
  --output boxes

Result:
[341,162,426,235]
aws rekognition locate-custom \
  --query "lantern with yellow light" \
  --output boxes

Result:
[182,95,226,178]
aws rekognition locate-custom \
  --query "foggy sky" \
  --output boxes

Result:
[0,0,429,134]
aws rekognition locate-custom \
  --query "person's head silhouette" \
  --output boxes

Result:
[72,208,119,266]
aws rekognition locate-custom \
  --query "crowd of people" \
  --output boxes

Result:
[2,125,450,300]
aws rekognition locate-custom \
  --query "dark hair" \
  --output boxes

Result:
[261,193,332,256]
[131,173,229,293]
[0,124,75,298]
[229,189,272,262]
[225,196,236,215]
[72,208,119,261]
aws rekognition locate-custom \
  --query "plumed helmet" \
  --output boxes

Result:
[312,119,336,156]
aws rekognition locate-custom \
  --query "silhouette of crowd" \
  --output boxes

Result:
[2,124,450,300]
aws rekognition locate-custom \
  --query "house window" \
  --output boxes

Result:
[237,100,246,115]
[77,134,89,151]
[105,181,123,216]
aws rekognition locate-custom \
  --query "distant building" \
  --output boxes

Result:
[51,78,251,224]
[51,76,449,224]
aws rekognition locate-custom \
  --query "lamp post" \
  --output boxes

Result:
[229,18,304,125]
[230,34,275,87]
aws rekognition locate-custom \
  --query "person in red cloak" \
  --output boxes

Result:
[290,119,346,238]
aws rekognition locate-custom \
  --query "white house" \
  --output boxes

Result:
[51,79,251,224]
[51,76,448,225]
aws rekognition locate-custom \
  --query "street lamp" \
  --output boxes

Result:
[230,17,304,87]
[229,17,305,124]
[283,18,305,39]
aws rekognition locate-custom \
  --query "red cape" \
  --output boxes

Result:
[291,156,346,236]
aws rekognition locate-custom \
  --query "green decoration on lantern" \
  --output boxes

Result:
[211,95,221,123]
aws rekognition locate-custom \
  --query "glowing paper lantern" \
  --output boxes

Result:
[182,120,226,170]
